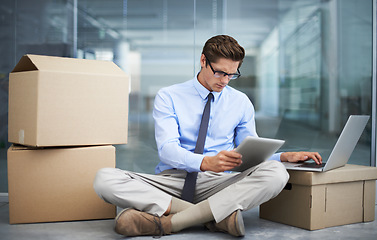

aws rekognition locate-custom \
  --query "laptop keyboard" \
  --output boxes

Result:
[297,162,326,168]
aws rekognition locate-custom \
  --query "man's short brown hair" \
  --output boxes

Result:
[202,35,245,68]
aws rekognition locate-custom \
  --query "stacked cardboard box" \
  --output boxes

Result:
[7,54,129,224]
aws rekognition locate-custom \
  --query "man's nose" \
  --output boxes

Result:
[220,75,231,84]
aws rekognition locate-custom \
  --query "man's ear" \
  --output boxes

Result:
[200,54,206,68]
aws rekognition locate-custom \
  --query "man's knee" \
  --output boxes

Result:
[258,160,290,193]
[93,167,125,198]
[270,160,289,182]
[93,168,111,196]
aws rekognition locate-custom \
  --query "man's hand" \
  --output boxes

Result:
[200,150,242,172]
[280,151,322,165]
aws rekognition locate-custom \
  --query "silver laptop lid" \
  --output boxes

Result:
[323,115,369,171]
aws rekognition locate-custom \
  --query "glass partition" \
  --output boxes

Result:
[229,0,373,166]
[0,0,374,192]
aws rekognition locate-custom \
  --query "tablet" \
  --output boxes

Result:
[231,136,285,172]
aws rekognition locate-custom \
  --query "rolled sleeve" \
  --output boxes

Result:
[154,87,204,173]
[157,140,203,173]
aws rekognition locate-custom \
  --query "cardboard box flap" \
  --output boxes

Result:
[11,55,38,72]
[11,54,127,76]
[288,164,377,186]
[9,144,34,151]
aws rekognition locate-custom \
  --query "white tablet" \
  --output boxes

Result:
[231,136,285,172]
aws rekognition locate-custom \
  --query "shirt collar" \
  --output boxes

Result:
[193,73,222,102]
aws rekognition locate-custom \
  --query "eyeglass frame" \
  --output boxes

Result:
[205,57,241,80]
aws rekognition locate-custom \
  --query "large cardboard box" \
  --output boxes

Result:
[260,164,377,230]
[7,144,116,224]
[8,54,129,147]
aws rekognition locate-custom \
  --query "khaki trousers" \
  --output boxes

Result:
[93,160,289,222]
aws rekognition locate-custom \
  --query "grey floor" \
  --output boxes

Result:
[1,196,376,240]
[0,114,376,239]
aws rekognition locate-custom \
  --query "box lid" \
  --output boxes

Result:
[288,164,377,186]
[11,54,127,76]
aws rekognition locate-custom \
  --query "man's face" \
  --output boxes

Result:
[198,54,240,92]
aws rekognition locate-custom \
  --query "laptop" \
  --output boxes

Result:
[232,136,285,172]
[282,115,369,172]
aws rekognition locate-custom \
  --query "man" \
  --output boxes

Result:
[94,35,322,237]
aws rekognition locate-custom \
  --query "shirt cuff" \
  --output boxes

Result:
[269,152,282,162]
[185,153,205,172]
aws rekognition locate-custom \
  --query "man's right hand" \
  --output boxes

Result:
[200,150,242,172]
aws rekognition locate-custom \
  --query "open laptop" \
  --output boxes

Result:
[282,115,369,172]
[232,136,285,172]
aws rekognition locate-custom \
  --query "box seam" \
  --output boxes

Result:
[325,186,328,213]
[362,180,365,221]
[36,72,40,146]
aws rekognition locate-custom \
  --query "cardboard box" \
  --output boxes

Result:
[7,144,116,224]
[259,164,377,230]
[8,54,129,147]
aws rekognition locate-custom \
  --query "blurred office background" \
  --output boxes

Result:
[0,0,375,192]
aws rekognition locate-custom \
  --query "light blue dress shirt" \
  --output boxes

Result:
[153,76,281,174]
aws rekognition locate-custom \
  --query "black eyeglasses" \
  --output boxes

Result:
[206,58,241,80]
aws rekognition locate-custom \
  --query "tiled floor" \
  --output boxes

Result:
[0,114,376,239]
